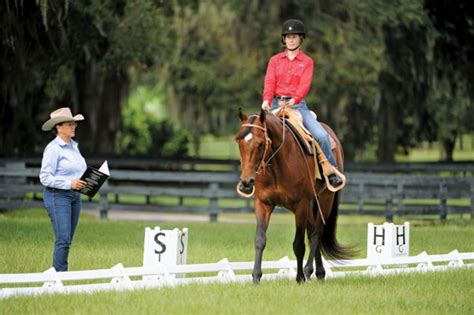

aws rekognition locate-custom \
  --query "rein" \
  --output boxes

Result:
[272,107,327,225]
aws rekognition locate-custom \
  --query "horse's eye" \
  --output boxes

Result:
[258,143,264,150]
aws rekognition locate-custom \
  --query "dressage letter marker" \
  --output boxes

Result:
[367,222,410,261]
[143,227,188,279]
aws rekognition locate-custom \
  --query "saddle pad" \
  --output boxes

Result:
[283,119,314,155]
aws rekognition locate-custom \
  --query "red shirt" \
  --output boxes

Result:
[263,50,314,105]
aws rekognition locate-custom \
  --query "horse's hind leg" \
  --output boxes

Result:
[304,225,316,279]
[293,205,308,283]
[293,226,306,283]
[314,234,326,280]
[305,224,325,281]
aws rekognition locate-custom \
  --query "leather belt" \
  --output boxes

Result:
[274,96,292,101]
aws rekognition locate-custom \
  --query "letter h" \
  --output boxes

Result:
[396,226,406,246]
[373,226,385,245]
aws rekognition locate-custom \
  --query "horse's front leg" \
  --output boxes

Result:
[252,199,273,284]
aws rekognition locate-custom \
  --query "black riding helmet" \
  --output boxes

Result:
[281,19,306,46]
[281,19,306,37]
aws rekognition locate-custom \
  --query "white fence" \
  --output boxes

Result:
[1,250,473,299]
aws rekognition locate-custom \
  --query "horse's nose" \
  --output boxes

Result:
[240,177,255,187]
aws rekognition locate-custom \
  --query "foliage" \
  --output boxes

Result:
[116,86,189,157]
[162,1,262,155]
[1,0,473,161]
[1,0,173,156]
[424,0,474,161]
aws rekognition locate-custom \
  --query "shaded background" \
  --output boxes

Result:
[1,0,473,162]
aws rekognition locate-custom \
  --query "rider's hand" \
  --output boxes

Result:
[286,98,296,107]
[261,100,270,110]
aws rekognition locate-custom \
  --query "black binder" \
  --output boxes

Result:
[79,161,110,197]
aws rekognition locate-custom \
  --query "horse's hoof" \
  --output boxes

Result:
[304,268,314,280]
[316,272,326,281]
[252,275,261,285]
[296,276,306,284]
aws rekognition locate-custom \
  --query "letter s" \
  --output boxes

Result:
[154,232,166,254]
[179,233,185,254]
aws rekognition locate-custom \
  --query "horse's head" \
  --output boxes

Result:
[235,108,269,197]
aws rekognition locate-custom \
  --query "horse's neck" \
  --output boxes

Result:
[266,117,301,171]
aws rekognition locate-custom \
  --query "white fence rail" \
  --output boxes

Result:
[1,250,473,299]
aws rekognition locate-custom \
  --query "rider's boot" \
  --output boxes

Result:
[313,141,345,191]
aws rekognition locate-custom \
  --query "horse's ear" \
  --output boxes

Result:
[238,108,247,122]
[259,108,266,123]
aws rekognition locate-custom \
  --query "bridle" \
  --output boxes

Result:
[241,112,287,175]
[235,112,286,198]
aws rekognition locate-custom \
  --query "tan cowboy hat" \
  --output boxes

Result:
[41,107,84,131]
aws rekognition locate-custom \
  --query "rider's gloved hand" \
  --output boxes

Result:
[261,100,270,110]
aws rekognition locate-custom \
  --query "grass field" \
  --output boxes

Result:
[1,209,473,314]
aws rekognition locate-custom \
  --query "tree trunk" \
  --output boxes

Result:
[440,137,456,162]
[74,61,128,156]
[94,70,129,155]
[376,87,397,162]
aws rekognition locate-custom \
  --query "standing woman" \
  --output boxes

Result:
[261,19,343,187]
[39,107,87,271]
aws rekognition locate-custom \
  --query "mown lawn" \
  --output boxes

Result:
[1,209,473,314]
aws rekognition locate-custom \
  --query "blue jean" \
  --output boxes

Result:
[43,187,82,271]
[271,98,337,167]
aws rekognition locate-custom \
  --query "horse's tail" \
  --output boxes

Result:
[320,191,357,260]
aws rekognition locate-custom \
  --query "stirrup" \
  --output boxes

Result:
[323,168,346,192]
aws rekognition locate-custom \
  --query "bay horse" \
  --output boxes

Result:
[235,108,353,284]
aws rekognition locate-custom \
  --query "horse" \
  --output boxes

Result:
[235,107,353,284]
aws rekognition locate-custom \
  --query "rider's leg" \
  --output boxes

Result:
[294,101,343,187]
[295,102,337,167]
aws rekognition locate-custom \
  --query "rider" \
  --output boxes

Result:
[261,19,343,187]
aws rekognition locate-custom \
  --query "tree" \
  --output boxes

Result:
[424,0,474,161]
[1,0,172,156]
[163,1,261,155]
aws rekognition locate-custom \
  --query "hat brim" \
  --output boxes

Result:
[41,114,84,131]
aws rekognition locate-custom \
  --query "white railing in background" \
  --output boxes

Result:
[1,250,473,299]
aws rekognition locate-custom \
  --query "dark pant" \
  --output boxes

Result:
[43,187,81,271]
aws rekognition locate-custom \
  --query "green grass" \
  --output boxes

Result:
[188,135,240,159]
[2,270,473,315]
[1,209,473,314]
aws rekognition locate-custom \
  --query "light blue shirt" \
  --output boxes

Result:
[39,136,87,190]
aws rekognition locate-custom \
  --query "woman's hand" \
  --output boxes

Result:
[261,100,270,110]
[71,179,87,190]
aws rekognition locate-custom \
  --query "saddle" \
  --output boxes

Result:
[272,104,346,192]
